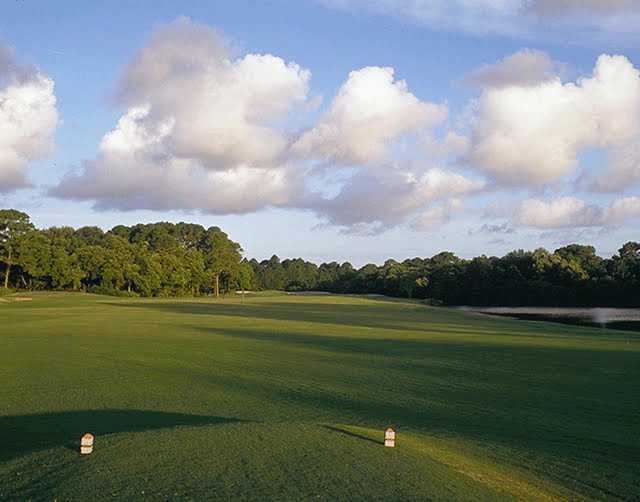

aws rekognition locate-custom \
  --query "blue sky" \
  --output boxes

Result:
[1,0,639,265]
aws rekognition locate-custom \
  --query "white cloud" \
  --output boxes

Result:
[463,49,557,88]
[293,66,446,165]
[112,17,310,169]
[0,43,58,192]
[517,197,602,228]
[51,18,311,213]
[468,54,640,187]
[515,195,640,229]
[311,167,483,232]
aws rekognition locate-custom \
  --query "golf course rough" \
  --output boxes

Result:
[0,292,638,501]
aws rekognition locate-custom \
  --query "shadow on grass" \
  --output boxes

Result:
[186,324,635,369]
[105,300,626,340]
[322,425,382,445]
[0,409,245,462]
[104,300,454,334]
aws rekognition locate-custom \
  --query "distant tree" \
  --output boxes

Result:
[612,242,640,284]
[0,210,34,289]
[260,255,287,291]
[15,230,51,289]
[131,243,162,296]
[108,225,131,240]
[183,248,207,296]
[50,243,84,290]
[175,223,206,250]
[74,226,105,246]
[236,261,255,301]
[199,227,242,298]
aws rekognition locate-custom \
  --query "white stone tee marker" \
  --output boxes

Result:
[80,433,95,455]
[384,427,395,447]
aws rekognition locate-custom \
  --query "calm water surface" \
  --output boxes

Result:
[456,306,640,332]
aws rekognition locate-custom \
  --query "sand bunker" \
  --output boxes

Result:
[0,297,33,303]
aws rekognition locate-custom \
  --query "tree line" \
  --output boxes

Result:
[247,244,640,307]
[0,209,252,297]
[2,209,639,306]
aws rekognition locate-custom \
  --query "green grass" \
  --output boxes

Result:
[1,293,639,501]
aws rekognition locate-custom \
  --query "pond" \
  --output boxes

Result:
[455,306,640,332]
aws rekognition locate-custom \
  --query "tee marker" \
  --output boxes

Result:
[80,433,95,455]
[384,427,395,447]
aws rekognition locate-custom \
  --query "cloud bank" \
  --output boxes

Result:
[48,19,640,238]
[51,17,477,233]
[0,44,58,192]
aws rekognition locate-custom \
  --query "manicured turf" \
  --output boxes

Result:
[1,292,639,501]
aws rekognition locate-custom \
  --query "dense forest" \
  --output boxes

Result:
[2,209,639,306]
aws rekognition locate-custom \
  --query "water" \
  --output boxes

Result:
[455,306,640,332]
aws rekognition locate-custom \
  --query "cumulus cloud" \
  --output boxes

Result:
[515,196,640,229]
[0,43,58,192]
[112,21,310,169]
[293,66,446,165]
[467,54,640,187]
[52,106,302,212]
[311,167,484,232]
[51,18,311,213]
[463,49,557,88]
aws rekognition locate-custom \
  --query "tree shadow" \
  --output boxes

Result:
[105,300,621,340]
[322,425,383,446]
[0,409,246,463]
[104,300,460,334]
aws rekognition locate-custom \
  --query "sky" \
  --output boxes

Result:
[1,0,640,266]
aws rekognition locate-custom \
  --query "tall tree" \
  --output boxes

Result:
[237,261,255,301]
[199,227,242,298]
[0,210,34,289]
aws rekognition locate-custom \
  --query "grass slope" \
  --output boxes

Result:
[1,293,638,501]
